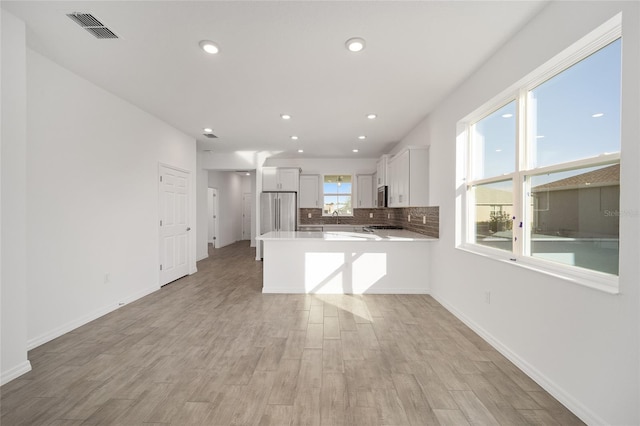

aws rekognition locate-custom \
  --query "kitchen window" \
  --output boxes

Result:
[459,16,621,292]
[323,175,353,216]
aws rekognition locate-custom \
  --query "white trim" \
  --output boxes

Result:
[457,244,619,294]
[0,361,32,386]
[27,284,159,350]
[431,293,608,426]
[262,287,429,295]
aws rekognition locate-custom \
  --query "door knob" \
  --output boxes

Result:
[187,227,191,231]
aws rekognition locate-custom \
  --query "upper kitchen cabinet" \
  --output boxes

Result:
[356,174,374,208]
[263,167,300,191]
[387,147,429,207]
[299,174,321,208]
[376,155,388,188]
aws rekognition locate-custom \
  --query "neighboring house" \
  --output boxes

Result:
[532,163,620,238]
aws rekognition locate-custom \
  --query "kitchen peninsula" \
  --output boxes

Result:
[257,227,436,294]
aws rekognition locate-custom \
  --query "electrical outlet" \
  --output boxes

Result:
[484,291,491,304]
[387,213,391,219]
[408,215,411,222]
[369,213,373,218]
[423,215,426,224]
[307,213,312,218]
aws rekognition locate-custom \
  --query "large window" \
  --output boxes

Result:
[461,21,621,290]
[323,175,353,216]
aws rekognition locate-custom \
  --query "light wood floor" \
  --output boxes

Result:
[1,241,583,425]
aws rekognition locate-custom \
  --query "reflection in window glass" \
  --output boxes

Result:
[323,175,353,215]
[473,180,513,251]
[471,101,516,180]
[529,39,621,168]
[530,164,619,274]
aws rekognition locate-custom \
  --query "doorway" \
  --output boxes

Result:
[208,188,219,249]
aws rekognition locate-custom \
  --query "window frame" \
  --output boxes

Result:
[322,174,354,216]
[457,14,622,294]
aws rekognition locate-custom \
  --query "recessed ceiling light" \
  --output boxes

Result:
[345,37,366,52]
[358,135,366,140]
[501,113,513,118]
[290,136,299,140]
[203,127,213,133]
[367,113,377,119]
[281,114,291,120]
[297,149,304,153]
[199,40,219,54]
[246,172,250,176]
[592,113,604,118]
[352,149,359,153]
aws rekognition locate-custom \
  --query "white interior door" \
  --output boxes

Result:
[242,193,252,240]
[159,165,189,285]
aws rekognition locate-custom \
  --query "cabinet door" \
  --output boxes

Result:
[376,156,387,188]
[387,159,397,207]
[278,168,299,191]
[299,175,320,208]
[356,174,374,208]
[262,167,279,191]
[408,147,429,206]
[396,150,410,207]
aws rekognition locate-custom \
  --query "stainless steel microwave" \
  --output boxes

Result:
[377,186,388,208]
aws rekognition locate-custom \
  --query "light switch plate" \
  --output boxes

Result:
[423,215,426,224]
[307,213,312,218]
[408,215,411,222]
[369,213,373,218]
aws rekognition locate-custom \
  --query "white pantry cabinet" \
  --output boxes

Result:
[299,174,321,208]
[356,174,374,208]
[263,167,300,191]
[387,147,429,207]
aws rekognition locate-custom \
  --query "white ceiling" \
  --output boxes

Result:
[3,1,548,159]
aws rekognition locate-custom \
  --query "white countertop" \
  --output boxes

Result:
[257,229,437,242]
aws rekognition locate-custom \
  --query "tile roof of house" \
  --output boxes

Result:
[533,163,619,191]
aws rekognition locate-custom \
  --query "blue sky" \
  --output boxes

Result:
[473,38,621,180]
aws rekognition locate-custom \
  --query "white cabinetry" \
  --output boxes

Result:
[263,167,300,191]
[376,155,388,188]
[387,147,429,207]
[299,174,320,208]
[356,174,374,208]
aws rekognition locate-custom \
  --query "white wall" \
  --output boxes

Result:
[0,10,32,385]
[25,49,197,349]
[207,171,243,248]
[397,2,639,425]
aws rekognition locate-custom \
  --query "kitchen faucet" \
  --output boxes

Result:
[332,210,339,224]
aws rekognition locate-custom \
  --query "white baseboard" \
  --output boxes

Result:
[1,360,32,386]
[262,287,429,294]
[27,284,160,351]
[431,293,605,426]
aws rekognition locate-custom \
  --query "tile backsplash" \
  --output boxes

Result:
[299,206,439,238]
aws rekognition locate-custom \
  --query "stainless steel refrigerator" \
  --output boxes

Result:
[260,192,297,234]
[260,192,297,259]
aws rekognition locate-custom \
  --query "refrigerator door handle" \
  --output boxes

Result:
[276,198,280,230]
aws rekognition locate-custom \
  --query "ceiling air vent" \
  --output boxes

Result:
[203,133,218,139]
[66,13,119,39]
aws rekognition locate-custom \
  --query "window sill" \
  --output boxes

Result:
[456,244,619,295]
